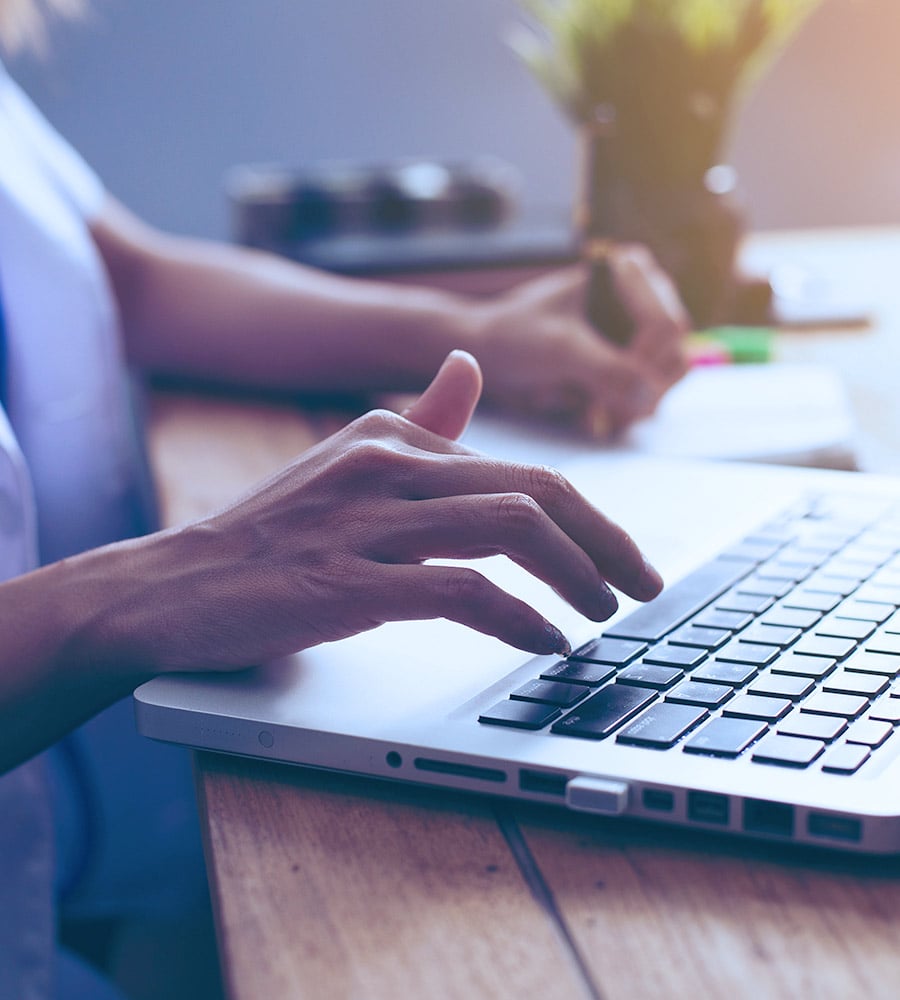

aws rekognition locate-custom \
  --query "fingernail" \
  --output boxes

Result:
[543,622,571,656]
[638,558,664,599]
[598,584,619,619]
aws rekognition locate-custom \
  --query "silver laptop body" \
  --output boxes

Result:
[135,453,900,854]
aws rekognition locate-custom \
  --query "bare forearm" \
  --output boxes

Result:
[0,541,159,771]
[92,200,481,393]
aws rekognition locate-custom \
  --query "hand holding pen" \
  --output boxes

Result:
[584,237,639,347]
[464,247,689,439]
[581,241,691,427]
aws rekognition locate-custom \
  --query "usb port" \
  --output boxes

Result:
[808,812,862,843]
[687,790,730,825]
[642,788,675,812]
[519,768,568,797]
[744,799,794,838]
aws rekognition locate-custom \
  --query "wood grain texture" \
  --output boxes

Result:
[196,754,591,1000]
[516,807,900,1000]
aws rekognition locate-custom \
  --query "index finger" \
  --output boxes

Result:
[406,452,664,602]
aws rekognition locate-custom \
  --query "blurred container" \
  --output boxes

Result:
[227,157,521,253]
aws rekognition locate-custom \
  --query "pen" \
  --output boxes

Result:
[577,105,635,348]
[583,237,635,347]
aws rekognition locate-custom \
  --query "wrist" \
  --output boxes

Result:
[35,538,163,689]
[366,282,486,387]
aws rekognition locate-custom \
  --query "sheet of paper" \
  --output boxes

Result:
[462,363,858,472]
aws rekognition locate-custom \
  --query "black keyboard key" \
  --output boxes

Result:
[750,525,801,545]
[479,700,561,730]
[802,692,869,719]
[843,651,900,677]
[739,624,802,648]
[721,538,785,562]
[748,673,815,701]
[792,635,857,660]
[551,685,656,740]
[814,617,875,641]
[865,634,900,657]
[737,576,793,599]
[869,700,900,723]
[783,591,842,613]
[821,743,871,774]
[642,644,708,669]
[668,625,731,649]
[802,574,862,597]
[603,557,753,643]
[568,637,647,665]
[770,652,837,680]
[777,548,826,569]
[540,661,615,686]
[777,711,846,742]
[830,558,884,578]
[693,661,757,687]
[691,609,754,632]
[723,694,792,722]
[836,600,894,623]
[756,562,808,583]
[617,703,708,749]
[751,734,825,768]
[822,671,889,698]
[853,583,900,606]
[617,663,683,690]
[758,607,822,630]
[715,641,780,667]
[666,680,733,708]
[715,592,774,615]
[510,679,590,707]
[845,719,893,748]
[684,717,767,757]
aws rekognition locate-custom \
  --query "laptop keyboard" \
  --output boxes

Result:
[477,493,900,776]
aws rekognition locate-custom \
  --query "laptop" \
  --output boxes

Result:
[134,448,900,855]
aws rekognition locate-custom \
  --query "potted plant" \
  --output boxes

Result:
[510,0,822,328]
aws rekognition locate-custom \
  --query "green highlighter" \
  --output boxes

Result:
[687,326,774,366]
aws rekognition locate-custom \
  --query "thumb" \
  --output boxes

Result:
[401,350,483,440]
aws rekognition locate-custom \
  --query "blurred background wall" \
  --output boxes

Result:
[8,0,900,241]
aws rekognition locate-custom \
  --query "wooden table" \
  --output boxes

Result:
[146,229,900,1000]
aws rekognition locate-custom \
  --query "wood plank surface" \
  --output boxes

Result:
[516,806,900,1000]
[196,754,591,1000]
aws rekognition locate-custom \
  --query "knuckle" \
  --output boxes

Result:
[526,463,575,506]
[440,567,487,607]
[343,438,389,468]
[495,492,543,533]
[618,242,655,270]
[355,408,405,437]
[338,438,406,480]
